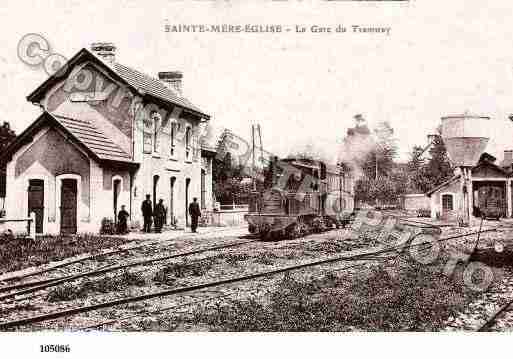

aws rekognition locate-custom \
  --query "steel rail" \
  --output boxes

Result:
[0,227,245,283]
[476,298,513,331]
[0,239,259,302]
[0,228,493,330]
[396,217,450,229]
[81,262,368,330]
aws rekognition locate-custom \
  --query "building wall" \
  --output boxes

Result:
[201,155,214,210]
[402,194,430,212]
[430,179,462,220]
[43,62,134,156]
[5,126,93,234]
[130,99,206,228]
[19,59,214,232]
[89,162,131,231]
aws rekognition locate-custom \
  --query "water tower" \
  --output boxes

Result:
[441,114,490,224]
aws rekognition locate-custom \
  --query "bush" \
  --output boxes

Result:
[100,217,116,235]
[46,270,147,302]
[188,259,477,331]
[0,233,129,273]
[153,257,220,284]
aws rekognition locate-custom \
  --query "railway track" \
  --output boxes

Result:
[0,237,262,301]
[476,296,513,331]
[0,227,493,330]
[0,227,248,284]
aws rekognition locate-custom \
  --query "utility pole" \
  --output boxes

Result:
[251,124,256,191]
[375,152,378,180]
[258,124,264,168]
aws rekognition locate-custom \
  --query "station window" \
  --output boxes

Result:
[442,194,453,211]
[185,127,191,160]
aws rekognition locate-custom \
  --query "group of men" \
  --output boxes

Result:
[139,194,202,233]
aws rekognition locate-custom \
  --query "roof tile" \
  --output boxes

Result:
[113,63,207,117]
[53,114,132,162]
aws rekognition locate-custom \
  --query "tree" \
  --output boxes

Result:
[405,128,453,194]
[0,122,15,199]
[349,118,402,206]
[354,175,405,206]
[361,121,398,180]
[406,145,431,193]
[424,134,453,189]
[0,122,15,151]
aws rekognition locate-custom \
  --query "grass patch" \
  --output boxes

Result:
[253,252,279,265]
[153,257,220,285]
[307,239,353,254]
[0,234,130,273]
[186,259,478,331]
[46,271,146,302]
[0,302,38,316]
[221,253,251,266]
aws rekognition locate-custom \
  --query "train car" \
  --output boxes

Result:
[473,183,507,220]
[244,157,354,239]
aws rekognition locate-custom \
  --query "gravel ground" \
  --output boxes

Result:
[440,221,513,331]
[1,226,380,331]
[3,218,513,332]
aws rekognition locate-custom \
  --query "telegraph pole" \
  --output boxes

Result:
[252,124,256,191]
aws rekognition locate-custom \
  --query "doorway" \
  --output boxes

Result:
[170,177,176,224]
[201,170,206,210]
[60,179,77,234]
[185,178,190,227]
[113,178,121,224]
[153,175,159,210]
[28,179,44,233]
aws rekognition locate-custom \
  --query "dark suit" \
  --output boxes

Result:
[117,209,129,234]
[154,203,166,233]
[188,202,201,232]
[141,199,153,232]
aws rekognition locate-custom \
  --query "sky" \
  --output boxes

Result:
[2,0,513,163]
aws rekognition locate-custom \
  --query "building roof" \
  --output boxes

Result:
[26,48,210,120]
[201,144,217,157]
[0,111,137,167]
[425,175,461,197]
[52,114,132,162]
[113,62,205,116]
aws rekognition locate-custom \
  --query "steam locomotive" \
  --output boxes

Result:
[244,157,354,239]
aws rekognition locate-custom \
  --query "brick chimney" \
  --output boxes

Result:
[158,71,183,96]
[505,150,513,165]
[90,42,116,66]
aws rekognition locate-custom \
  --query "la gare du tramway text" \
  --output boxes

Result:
[165,24,391,34]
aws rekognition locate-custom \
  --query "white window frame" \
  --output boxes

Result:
[112,175,123,218]
[440,192,455,212]
[185,126,192,162]
[152,112,162,155]
[169,120,178,159]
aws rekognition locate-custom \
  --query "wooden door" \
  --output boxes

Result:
[60,179,77,234]
[28,179,44,233]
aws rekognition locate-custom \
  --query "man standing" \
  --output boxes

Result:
[188,197,201,233]
[141,194,153,233]
[154,199,166,233]
[117,205,130,234]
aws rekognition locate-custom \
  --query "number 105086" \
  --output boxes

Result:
[40,345,70,353]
